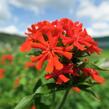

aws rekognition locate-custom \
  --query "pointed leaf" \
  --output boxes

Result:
[33,79,42,93]
[14,94,34,109]
[82,88,100,100]
[91,63,109,71]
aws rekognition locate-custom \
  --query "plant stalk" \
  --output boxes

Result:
[56,89,70,109]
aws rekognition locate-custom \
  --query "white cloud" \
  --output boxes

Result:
[0,0,11,20]
[77,0,109,21]
[10,0,75,14]
[0,0,109,37]
[0,25,19,34]
[10,0,42,14]
[92,22,109,30]
[77,0,109,37]
[87,22,109,37]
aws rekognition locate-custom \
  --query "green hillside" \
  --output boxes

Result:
[94,36,109,49]
[0,32,25,45]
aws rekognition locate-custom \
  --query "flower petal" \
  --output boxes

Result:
[45,74,53,80]
[65,45,74,51]
[74,41,85,51]
[55,50,72,59]
[53,56,63,70]
[91,73,105,84]
[45,55,54,73]
[31,55,43,62]
[36,54,47,70]
[31,43,46,50]
[20,40,31,52]
[56,78,63,84]
[72,87,81,93]
[58,74,69,83]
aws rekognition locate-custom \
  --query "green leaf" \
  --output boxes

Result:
[35,85,51,94]
[78,83,92,89]
[14,94,35,109]
[33,79,42,93]
[15,82,74,109]
[91,63,109,71]
[34,82,65,95]
[82,88,100,100]
[34,82,58,95]
[93,58,106,65]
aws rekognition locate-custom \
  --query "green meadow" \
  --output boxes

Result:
[0,33,109,109]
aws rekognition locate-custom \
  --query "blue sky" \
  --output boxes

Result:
[0,0,109,37]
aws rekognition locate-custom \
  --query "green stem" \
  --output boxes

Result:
[51,91,56,107]
[56,89,70,109]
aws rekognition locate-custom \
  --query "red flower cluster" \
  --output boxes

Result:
[20,18,104,90]
[45,65,104,84]
[24,61,35,69]
[0,68,5,79]
[45,64,78,84]
[1,54,13,64]
[82,68,105,84]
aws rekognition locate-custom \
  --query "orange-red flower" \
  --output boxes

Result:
[0,68,5,79]
[20,20,73,73]
[82,68,105,84]
[45,64,78,84]
[57,18,101,54]
[72,87,81,93]
[30,40,72,73]
[20,18,104,89]
[24,61,35,69]
[1,54,13,64]
[20,18,102,73]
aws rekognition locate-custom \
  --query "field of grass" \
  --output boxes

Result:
[100,50,109,59]
[0,33,109,109]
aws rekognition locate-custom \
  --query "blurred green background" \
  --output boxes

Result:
[0,32,109,109]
